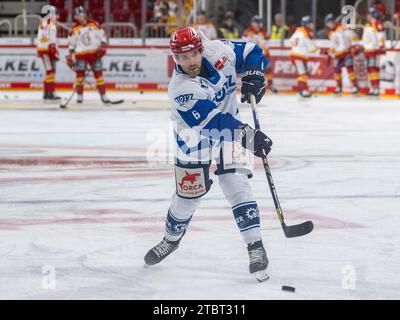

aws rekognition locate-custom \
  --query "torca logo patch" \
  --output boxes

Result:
[178,171,201,190]
[174,93,193,106]
[175,166,207,198]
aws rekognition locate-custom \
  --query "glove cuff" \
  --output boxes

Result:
[242,68,264,78]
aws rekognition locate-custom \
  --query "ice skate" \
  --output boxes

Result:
[367,88,379,96]
[333,87,342,95]
[248,241,269,282]
[100,94,111,104]
[351,86,360,96]
[77,94,83,104]
[48,92,61,100]
[299,89,311,98]
[144,234,184,266]
[269,85,279,94]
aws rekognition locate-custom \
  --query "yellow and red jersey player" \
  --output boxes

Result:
[242,16,278,93]
[289,16,319,97]
[362,7,386,96]
[66,6,109,103]
[37,6,60,100]
[324,14,360,95]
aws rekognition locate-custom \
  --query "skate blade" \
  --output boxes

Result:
[255,270,270,282]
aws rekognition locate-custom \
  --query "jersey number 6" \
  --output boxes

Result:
[192,110,201,120]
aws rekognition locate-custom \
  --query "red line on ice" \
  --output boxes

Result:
[0,206,367,232]
[0,144,147,152]
[0,171,173,183]
[0,157,148,166]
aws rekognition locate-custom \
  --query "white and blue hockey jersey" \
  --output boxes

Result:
[169,38,268,163]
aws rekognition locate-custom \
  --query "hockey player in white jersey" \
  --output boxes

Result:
[144,26,273,281]
[37,5,60,101]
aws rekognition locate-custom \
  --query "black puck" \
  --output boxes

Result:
[282,285,295,292]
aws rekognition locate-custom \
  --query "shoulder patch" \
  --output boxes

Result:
[174,93,193,106]
[214,54,229,70]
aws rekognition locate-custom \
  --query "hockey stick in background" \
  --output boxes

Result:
[59,67,89,109]
[249,94,314,238]
[309,68,337,97]
[310,52,348,97]
[80,75,124,105]
[59,59,124,108]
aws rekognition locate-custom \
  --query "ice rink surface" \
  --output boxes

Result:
[0,92,399,299]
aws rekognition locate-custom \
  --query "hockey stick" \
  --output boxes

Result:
[59,67,88,109]
[81,75,124,105]
[310,57,346,97]
[249,94,313,238]
[59,62,124,108]
[59,85,76,109]
[60,54,125,108]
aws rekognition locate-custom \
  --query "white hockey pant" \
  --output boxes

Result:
[164,172,262,244]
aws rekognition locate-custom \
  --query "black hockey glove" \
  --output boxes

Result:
[239,124,272,158]
[240,67,266,104]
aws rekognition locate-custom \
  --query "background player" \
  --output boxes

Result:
[242,15,278,93]
[289,15,319,98]
[37,5,60,101]
[144,27,273,281]
[362,7,386,96]
[324,13,360,95]
[66,6,110,104]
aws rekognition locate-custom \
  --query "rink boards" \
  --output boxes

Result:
[0,39,399,97]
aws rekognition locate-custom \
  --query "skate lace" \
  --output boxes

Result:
[153,240,174,258]
[249,247,264,264]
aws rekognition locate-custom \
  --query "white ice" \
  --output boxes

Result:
[0,92,399,299]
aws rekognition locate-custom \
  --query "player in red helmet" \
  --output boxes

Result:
[169,26,203,77]
[144,26,274,282]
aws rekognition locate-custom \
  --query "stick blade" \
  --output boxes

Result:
[283,221,314,238]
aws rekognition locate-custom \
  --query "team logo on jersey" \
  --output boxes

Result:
[175,167,206,198]
[215,54,229,70]
[178,171,201,190]
[213,75,236,103]
[174,93,193,106]
[81,31,91,46]
[173,223,188,233]
[245,207,259,220]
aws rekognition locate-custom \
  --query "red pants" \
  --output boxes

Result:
[291,56,309,91]
[74,55,106,96]
[365,53,381,89]
[39,53,57,93]
[333,54,358,89]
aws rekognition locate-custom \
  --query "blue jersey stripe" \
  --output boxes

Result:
[244,45,269,71]
[230,41,269,73]
[177,99,217,128]
[203,112,242,142]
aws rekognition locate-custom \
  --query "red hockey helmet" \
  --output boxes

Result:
[170,26,203,55]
